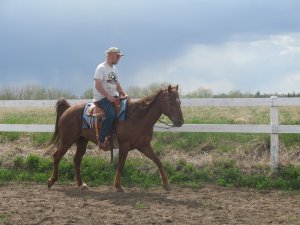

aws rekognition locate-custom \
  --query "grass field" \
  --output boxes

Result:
[0,106,300,190]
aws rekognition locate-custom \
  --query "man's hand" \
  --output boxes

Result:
[119,94,128,99]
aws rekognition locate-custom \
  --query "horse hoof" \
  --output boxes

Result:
[163,183,171,192]
[80,183,89,190]
[47,179,55,189]
[116,186,125,193]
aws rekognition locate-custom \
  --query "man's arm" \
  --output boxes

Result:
[116,82,127,97]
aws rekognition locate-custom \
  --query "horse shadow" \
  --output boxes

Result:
[55,186,204,209]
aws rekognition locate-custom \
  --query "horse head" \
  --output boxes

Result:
[159,85,184,127]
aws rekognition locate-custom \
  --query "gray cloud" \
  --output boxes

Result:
[1,0,300,95]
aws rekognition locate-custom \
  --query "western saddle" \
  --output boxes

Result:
[85,99,122,151]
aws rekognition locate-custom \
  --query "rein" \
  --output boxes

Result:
[154,118,174,129]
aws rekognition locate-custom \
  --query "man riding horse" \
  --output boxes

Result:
[93,47,127,150]
[47,47,184,192]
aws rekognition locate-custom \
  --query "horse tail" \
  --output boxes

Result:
[49,98,71,146]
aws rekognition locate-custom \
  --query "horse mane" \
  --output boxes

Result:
[127,89,165,119]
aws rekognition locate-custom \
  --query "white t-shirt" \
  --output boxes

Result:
[93,62,119,102]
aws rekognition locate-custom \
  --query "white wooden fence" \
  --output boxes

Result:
[1,97,300,171]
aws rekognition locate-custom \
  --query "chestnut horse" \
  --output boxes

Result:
[48,85,184,192]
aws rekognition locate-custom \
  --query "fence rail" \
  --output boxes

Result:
[1,97,300,171]
[2,97,300,107]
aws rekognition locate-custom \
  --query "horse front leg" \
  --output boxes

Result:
[114,145,129,192]
[140,145,170,191]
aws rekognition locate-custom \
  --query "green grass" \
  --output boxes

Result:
[0,154,299,190]
[0,214,7,223]
[0,108,55,124]
[183,106,270,124]
[152,132,269,154]
[134,201,148,209]
[280,134,300,148]
[0,132,52,146]
[0,132,22,142]
[28,133,53,146]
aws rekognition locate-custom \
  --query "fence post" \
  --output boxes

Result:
[270,96,279,172]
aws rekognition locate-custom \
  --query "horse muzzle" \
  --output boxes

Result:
[173,119,184,127]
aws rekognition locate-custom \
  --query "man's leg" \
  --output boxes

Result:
[96,98,116,148]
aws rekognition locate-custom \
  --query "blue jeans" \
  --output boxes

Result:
[95,98,116,143]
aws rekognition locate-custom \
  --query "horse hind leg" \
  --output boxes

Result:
[74,137,88,189]
[48,141,73,188]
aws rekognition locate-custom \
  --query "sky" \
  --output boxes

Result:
[1,0,300,96]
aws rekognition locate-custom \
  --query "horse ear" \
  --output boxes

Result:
[176,85,179,91]
[168,85,172,93]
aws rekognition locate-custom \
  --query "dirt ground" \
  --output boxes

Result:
[0,138,300,225]
[0,183,299,225]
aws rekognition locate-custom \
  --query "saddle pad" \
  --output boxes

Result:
[118,99,127,121]
[82,103,96,128]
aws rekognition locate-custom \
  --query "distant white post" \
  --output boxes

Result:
[270,96,279,171]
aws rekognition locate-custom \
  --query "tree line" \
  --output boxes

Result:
[0,83,299,100]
